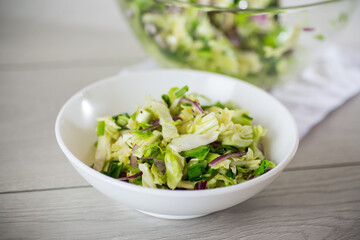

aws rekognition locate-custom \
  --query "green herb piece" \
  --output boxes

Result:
[338,12,348,23]
[181,103,192,107]
[241,113,253,121]
[175,85,189,98]
[97,121,105,136]
[253,159,270,176]
[182,145,210,160]
[189,19,200,36]
[226,169,236,179]
[111,162,124,178]
[187,163,207,181]
[112,113,130,127]
[135,175,142,185]
[103,161,123,178]
[202,168,217,179]
[107,162,117,175]
[162,94,171,107]
[315,34,324,41]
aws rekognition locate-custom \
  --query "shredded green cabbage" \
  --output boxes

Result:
[93,86,275,190]
[119,0,299,87]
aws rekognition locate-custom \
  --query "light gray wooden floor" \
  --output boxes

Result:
[0,1,359,239]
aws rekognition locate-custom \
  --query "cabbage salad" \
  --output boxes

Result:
[93,86,275,190]
[120,0,299,87]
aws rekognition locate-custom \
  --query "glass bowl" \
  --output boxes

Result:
[118,0,356,88]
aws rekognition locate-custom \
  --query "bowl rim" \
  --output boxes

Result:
[55,69,299,197]
[151,0,348,13]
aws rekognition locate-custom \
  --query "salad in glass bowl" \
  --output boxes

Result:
[118,0,356,88]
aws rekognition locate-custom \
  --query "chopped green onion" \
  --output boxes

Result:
[175,85,189,98]
[117,117,128,127]
[135,175,142,185]
[112,113,130,127]
[181,103,192,107]
[226,169,236,179]
[315,34,324,41]
[102,161,123,178]
[97,121,105,136]
[338,13,348,23]
[162,94,171,107]
[241,113,253,120]
[111,162,123,178]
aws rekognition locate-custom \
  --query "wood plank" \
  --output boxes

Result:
[0,67,125,193]
[1,165,359,240]
[0,0,146,66]
[288,93,360,169]
[0,21,146,68]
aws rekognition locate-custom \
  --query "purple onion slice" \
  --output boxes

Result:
[142,124,160,133]
[209,152,246,167]
[139,157,166,174]
[150,119,160,125]
[142,116,182,133]
[251,14,267,24]
[180,98,205,114]
[172,116,183,122]
[118,172,143,181]
[130,144,139,168]
[153,159,166,175]
[195,181,207,190]
[302,27,315,32]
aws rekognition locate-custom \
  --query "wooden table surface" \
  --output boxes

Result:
[1,1,359,239]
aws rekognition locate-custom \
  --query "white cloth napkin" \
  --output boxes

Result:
[272,45,360,138]
[120,45,360,139]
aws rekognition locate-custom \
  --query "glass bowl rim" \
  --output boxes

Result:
[155,0,349,13]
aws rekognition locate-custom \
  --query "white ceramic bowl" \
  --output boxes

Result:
[55,69,299,219]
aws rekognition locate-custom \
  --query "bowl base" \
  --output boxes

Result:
[137,209,208,219]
